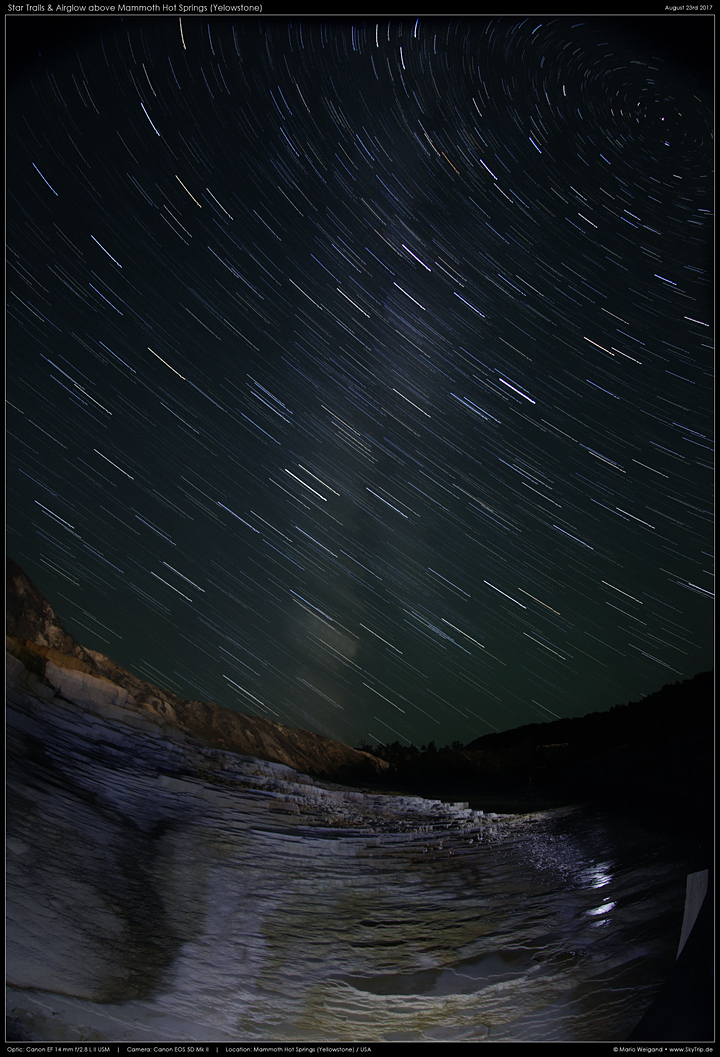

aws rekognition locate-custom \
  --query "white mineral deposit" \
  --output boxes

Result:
[7,643,689,1043]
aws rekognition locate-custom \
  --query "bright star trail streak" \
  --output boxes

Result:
[6,14,713,749]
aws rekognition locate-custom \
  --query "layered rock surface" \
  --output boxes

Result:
[6,638,519,1042]
[8,643,687,1044]
[6,558,388,783]
[5,560,695,1043]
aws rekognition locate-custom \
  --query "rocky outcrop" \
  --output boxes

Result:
[6,637,515,1040]
[6,557,98,666]
[6,559,699,1044]
[6,559,387,784]
[8,642,690,1044]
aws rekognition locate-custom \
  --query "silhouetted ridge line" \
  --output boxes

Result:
[359,671,713,830]
[464,670,713,753]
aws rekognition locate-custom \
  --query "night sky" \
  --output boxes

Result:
[6,14,714,751]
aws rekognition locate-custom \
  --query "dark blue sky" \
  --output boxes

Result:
[6,15,714,749]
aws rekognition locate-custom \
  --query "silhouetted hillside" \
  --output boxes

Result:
[359,673,714,843]
[464,672,713,754]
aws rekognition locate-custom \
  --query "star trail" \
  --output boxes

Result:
[6,15,714,750]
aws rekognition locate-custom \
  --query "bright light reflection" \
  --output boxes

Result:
[581,862,614,889]
[586,900,617,916]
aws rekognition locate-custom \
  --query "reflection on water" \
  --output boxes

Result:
[149,805,688,1042]
[6,661,693,1045]
[7,651,707,1044]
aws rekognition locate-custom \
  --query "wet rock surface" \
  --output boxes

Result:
[7,645,690,1042]
[5,560,702,1042]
